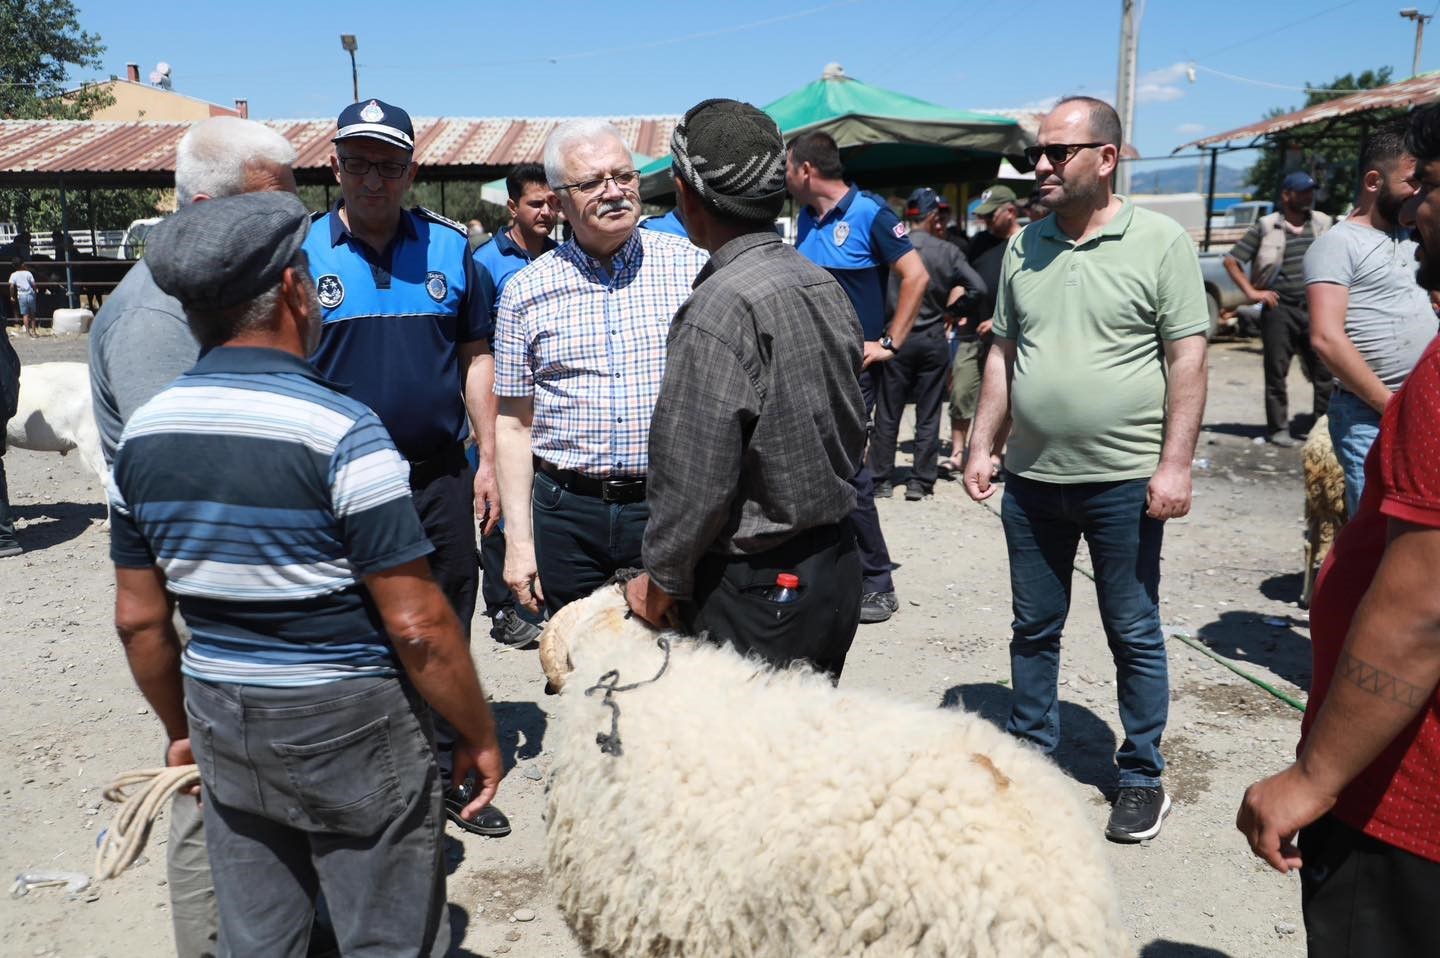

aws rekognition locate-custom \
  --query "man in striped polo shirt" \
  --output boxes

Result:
[108,193,503,956]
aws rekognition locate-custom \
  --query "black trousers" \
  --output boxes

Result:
[1300,814,1440,957]
[869,322,950,492]
[681,521,861,680]
[410,446,478,778]
[851,368,894,594]
[1262,300,1332,434]
[530,470,648,615]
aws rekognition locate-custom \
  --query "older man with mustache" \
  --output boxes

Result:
[494,119,708,615]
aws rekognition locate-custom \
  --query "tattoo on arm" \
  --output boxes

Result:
[1337,651,1431,708]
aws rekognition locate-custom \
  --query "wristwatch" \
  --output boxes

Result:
[879,334,897,353]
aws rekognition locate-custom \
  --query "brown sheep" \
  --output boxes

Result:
[1300,414,1347,608]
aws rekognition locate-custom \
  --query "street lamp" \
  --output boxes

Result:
[1401,8,1432,78]
[340,34,358,102]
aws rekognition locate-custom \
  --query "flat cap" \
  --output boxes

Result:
[146,192,311,312]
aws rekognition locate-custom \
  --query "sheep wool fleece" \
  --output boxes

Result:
[542,586,1133,958]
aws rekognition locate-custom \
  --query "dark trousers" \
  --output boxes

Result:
[410,447,478,780]
[184,676,448,958]
[1262,300,1332,434]
[851,368,894,594]
[681,521,862,680]
[870,322,950,492]
[1300,814,1440,957]
[530,470,648,614]
[0,451,15,545]
[1000,474,1168,786]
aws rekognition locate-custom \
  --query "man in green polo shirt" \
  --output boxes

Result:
[964,96,1209,844]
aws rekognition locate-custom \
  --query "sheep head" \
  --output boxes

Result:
[538,584,657,692]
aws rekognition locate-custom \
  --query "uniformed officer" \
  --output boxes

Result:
[305,98,510,838]
[787,130,929,625]
[472,163,556,650]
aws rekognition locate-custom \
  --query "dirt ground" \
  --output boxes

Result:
[1,330,1327,958]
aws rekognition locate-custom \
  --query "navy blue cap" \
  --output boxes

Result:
[1281,171,1317,192]
[333,99,414,151]
[906,187,948,218]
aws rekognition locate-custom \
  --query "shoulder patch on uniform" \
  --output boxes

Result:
[892,222,907,239]
[412,206,467,235]
[833,221,851,246]
[425,271,448,302]
[316,274,345,309]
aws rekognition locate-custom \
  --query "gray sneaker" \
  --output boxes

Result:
[1268,430,1297,448]
[859,591,899,624]
[492,611,541,649]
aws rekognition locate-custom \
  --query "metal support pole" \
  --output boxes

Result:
[86,188,98,256]
[1203,148,1219,252]
[1415,16,1427,77]
[59,178,76,309]
[440,179,447,217]
[1114,0,1140,195]
[349,50,359,102]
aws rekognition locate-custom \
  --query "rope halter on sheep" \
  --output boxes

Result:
[583,635,671,757]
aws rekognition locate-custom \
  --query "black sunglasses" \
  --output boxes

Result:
[1023,143,1106,167]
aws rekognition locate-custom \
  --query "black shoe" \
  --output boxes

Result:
[859,591,899,624]
[904,485,930,501]
[1105,785,1171,843]
[875,481,894,499]
[443,784,511,837]
[491,611,541,649]
[0,539,20,558]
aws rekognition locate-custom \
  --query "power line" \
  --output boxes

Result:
[1187,0,1363,61]
[1190,63,1376,96]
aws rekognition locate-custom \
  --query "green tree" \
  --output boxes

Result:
[1247,68,1399,216]
[0,0,113,119]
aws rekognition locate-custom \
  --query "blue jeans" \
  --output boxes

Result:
[531,470,649,614]
[1327,389,1381,517]
[1000,474,1168,787]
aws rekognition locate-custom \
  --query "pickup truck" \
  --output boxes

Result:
[1199,249,1260,338]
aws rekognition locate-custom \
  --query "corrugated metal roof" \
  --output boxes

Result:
[1173,73,1440,152]
[0,115,679,184]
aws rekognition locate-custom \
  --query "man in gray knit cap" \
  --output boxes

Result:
[624,98,868,678]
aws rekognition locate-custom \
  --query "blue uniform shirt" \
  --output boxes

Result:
[638,209,689,238]
[305,205,489,461]
[472,227,558,312]
[795,186,913,340]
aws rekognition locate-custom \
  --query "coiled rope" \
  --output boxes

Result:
[94,765,201,880]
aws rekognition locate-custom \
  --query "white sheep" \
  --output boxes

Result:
[5,361,109,511]
[539,585,1133,958]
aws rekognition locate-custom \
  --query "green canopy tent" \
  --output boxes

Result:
[638,63,1033,200]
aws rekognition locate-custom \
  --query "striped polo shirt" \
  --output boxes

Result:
[108,347,433,687]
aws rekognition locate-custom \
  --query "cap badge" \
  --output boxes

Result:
[979,189,993,202]
[360,100,385,123]
[833,221,850,246]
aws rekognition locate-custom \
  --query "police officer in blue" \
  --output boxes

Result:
[471,162,556,650]
[305,98,510,838]
[787,130,929,625]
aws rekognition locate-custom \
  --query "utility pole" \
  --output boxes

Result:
[1401,8,1432,77]
[340,34,359,102]
[1115,0,1140,194]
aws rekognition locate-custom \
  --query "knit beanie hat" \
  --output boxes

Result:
[670,99,787,222]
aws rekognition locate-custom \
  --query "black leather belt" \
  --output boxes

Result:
[407,443,467,488]
[535,457,646,504]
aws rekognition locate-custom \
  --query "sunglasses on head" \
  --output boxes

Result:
[1022,143,1106,166]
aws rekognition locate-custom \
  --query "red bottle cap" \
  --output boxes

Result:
[775,573,799,589]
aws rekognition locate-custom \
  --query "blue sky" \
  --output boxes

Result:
[71,0,1426,171]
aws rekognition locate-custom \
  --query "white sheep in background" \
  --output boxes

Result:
[539,585,1133,958]
[5,362,109,521]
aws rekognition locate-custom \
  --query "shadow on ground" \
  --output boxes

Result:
[940,682,1118,796]
[10,501,105,550]
[491,700,547,774]
[1259,572,1303,604]
[1193,609,1311,691]
[1140,940,1234,958]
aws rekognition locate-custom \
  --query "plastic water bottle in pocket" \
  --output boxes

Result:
[763,573,800,603]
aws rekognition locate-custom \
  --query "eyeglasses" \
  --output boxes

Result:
[1022,143,1106,167]
[337,155,411,179]
[556,169,640,196]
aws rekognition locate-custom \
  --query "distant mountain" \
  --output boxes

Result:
[1128,164,1252,195]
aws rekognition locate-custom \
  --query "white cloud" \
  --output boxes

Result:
[1175,122,1207,136]
[1135,61,1192,104]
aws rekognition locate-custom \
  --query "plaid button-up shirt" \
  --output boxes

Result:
[494,229,708,478]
